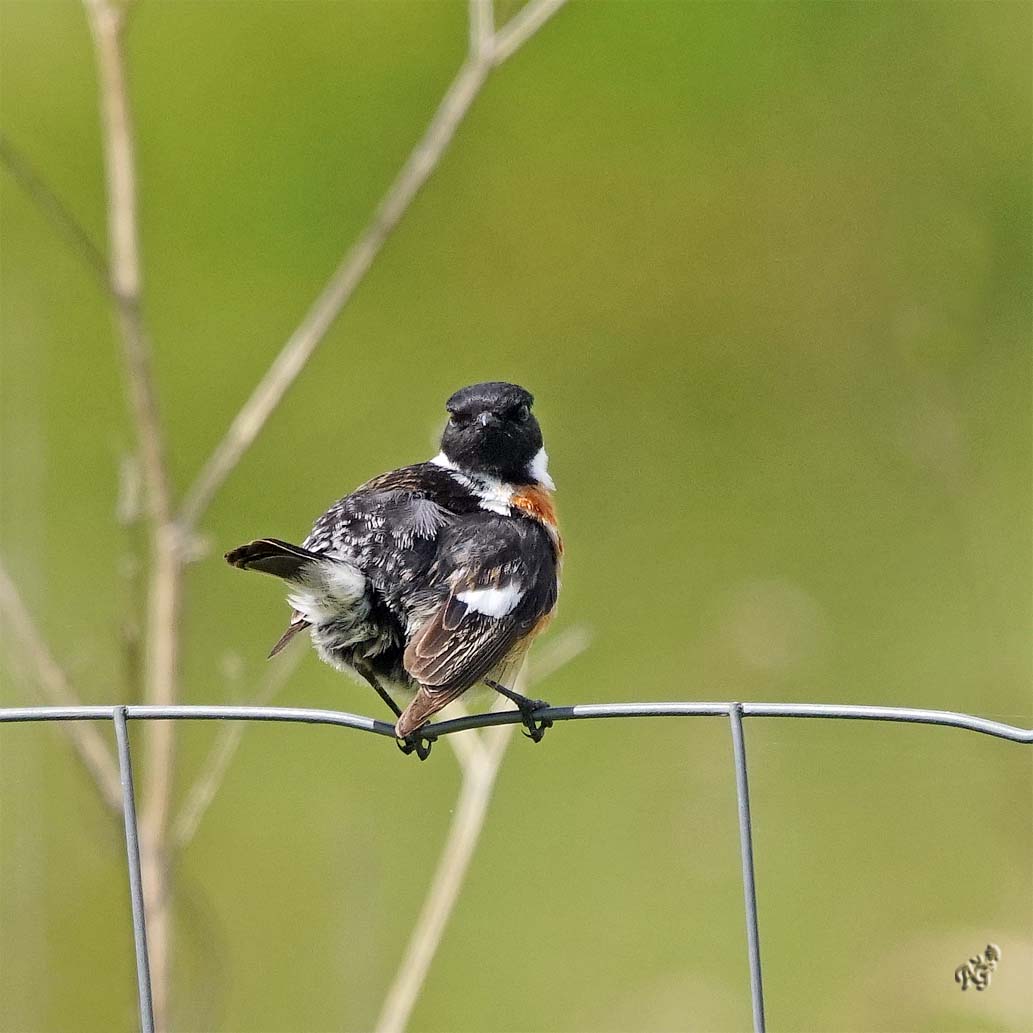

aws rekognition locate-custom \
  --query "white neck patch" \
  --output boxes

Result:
[432,447,553,490]
[430,451,512,515]
[527,447,555,490]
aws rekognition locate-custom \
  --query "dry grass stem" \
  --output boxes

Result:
[492,0,567,64]
[82,0,169,516]
[374,748,505,1033]
[71,2,570,1029]
[178,0,569,530]
[0,134,109,285]
[469,0,495,58]
[375,625,589,1033]
[172,645,306,848]
[83,1,180,1025]
[0,560,123,813]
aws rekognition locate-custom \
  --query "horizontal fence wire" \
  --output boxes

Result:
[2,701,1031,740]
[2,700,1031,1033]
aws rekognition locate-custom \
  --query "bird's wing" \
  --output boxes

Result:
[397,520,558,737]
[301,464,477,555]
[300,464,495,635]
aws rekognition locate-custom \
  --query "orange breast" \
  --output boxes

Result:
[511,485,563,556]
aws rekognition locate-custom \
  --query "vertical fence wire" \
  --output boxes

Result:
[729,704,765,1033]
[2,700,1031,1031]
[113,706,155,1033]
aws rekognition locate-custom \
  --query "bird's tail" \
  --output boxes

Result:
[224,538,322,581]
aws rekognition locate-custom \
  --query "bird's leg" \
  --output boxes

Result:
[357,666,403,720]
[395,732,432,761]
[484,679,552,743]
[358,667,431,759]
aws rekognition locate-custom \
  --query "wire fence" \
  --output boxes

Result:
[2,700,1031,1033]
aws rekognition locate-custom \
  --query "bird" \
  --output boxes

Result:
[225,381,562,759]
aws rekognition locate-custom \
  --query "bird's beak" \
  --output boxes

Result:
[478,412,499,428]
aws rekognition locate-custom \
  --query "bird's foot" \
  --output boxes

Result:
[484,679,553,743]
[518,698,553,743]
[396,733,432,761]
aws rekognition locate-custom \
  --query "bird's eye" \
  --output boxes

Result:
[514,404,530,422]
[450,411,470,427]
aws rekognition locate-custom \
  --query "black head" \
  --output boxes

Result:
[439,381,545,483]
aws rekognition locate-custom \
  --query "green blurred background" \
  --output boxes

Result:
[1,1,1030,1031]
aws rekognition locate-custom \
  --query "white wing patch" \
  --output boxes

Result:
[456,583,523,618]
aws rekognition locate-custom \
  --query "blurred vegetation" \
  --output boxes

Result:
[1,1,1030,1031]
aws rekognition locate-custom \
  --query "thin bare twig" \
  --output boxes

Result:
[374,741,504,1033]
[172,645,305,848]
[491,0,567,65]
[442,698,491,772]
[82,1,179,1027]
[71,5,569,1031]
[0,560,122,812]
[522,624,593,685]
[83,0,169,518]
[0,134,109,285]
[469,0,494,59]
[177,0,569,531]
[375,625,589,1033]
